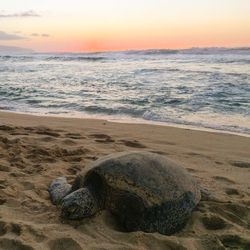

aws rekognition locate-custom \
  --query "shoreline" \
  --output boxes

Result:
[1,110,249,138]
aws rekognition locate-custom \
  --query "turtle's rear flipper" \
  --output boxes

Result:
[48,177,72,205]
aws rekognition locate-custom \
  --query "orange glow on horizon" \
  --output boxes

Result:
[1,0,250,52]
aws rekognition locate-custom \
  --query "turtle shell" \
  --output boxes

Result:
[72,151,200,235]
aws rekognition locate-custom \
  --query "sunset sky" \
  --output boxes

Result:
[1,0,250,52]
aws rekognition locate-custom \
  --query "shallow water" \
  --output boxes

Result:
[0,48,250,135]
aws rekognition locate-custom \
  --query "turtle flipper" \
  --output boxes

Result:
[61,188,98,219]
[48,177,72,205]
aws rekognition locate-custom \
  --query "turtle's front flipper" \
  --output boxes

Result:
[61,188,98,219]
[48,177,72,205]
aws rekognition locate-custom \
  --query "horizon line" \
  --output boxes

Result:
[32,46,250,54]
[1,44,250,54]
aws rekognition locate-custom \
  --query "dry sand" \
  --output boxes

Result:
[0,111,250,250]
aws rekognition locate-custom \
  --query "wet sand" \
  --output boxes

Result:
[0,111,250,249]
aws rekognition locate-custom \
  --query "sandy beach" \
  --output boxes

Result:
[0,111,250,250]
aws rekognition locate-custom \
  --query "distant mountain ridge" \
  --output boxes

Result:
[0,45,34,53]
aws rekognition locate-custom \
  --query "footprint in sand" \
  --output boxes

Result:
[85,155,98,161]
[186,168,203,173]
[10,132,29,136]
[212,176,236,184]
[0,164,10,172]
[90,133,115,143]
[0,179,8,190]
[0,125,14,131]
[21,164,44,175]
[65,133,85,139]
[186,152,211,160]
[62,139,77,145]
[35,127,61,137]
[0,136,10,145]
[66,156,83,163]
[215,161,223,165]
[0,221,22,237]
[231,161,250,169]
[225,188,240,196]
[28,147,51,157]
[149,150,170,155]
[52,147,89,162]
[119,139,146,148]
[0,221,7,236]
[0,197,7,205]
[162,141,176,146]
[133,233,186,250]
[10,223,22,236]
[0,238,34,250]
[26,147,58,164]
[9,155,25,167]
[25,225,46,243]
[38,146,89,159]
[48,238,82,250]
[199,235,225,249]
[202,214,227,230]
[10,171,27,178]
[63,147,89,156]
[220,235,250,249]
[67,166,82,175]
[40,136,56,142]
[210,203,250,229]
[23,127,35,132]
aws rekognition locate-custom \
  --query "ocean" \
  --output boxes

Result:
[0,48,250,135]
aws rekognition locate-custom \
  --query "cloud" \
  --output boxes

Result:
[30,33,51,38]
[0,10,40,18]
[0,31,25,40]
[41,33,50,37]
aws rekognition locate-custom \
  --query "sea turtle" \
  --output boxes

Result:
[48,151,200,235]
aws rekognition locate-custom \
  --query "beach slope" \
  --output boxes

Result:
[0,112,250,249]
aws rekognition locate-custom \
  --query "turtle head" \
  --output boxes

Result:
[48,177,72,205]
[61,188,98,219]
